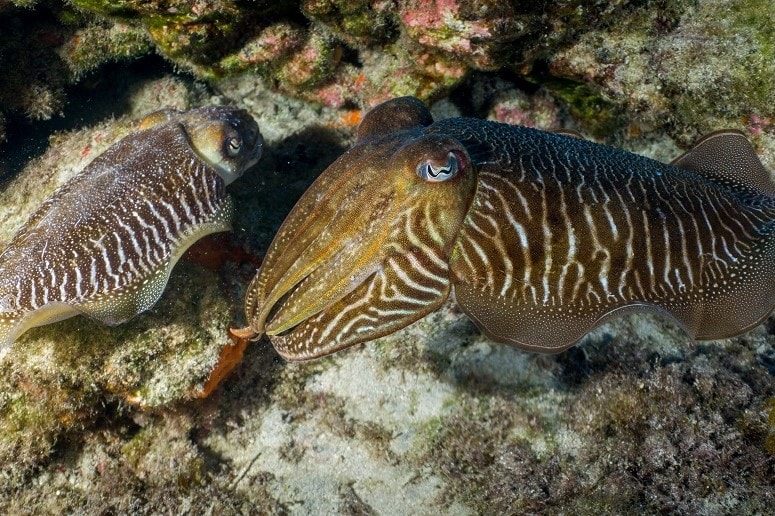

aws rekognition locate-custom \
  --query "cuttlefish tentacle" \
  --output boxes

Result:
[0,106,263,352]
[270,188,464,358]
[243,96,774,361]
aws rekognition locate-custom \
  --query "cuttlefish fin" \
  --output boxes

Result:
[671,130,775,196]
[553,129,584,139]
[452,282,675,353]
[77,270,171,326]
[453,265,774,354]
[0,318,15,357]
[356,96,434,143]
[0,303,82,355]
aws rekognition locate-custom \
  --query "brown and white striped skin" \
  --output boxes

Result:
[442,120,774,351]
[239,98,476,359]
[240,96,774,361]
[0,106,262,353]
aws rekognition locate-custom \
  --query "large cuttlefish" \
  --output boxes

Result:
[238,96,774,361]
[0,106,263,353]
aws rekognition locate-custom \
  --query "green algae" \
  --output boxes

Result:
[8,0,39,8]
[68,0,138,17]
[120,426,154,469]
[766,397,775,454]
[302,0,394,45]
[420,341,773,513]
[543,78,624,138]
[726,0,775,114]
[120,421,207,489]
[1,394,55,438]
[548,0,775,141]
[69,0,248,79]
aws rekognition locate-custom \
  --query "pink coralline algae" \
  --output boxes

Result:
[399,0,523,70]
[747,114,773,137]
[274,29,341,90]
[219,23,306,73]
[488,89,563,131]
[292,39,467,109]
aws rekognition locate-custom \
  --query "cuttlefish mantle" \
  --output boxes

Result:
[239,96,774,361]
[0,106,263,354]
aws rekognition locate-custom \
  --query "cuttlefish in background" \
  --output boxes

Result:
[0,106,263,353]
[237,96,774,361]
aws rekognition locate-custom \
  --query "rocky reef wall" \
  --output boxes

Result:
[0,0,772,513]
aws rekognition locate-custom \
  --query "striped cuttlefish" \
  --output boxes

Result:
[0,106,263,354]
[237,96,774,361]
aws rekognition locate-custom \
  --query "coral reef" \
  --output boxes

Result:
[5,0,771,144]
[118,2,242,67]
[549,0,775,143]
[0,0,772,513]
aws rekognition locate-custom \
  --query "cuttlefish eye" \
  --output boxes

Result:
[226,136,242,156]
[417,150,466,182]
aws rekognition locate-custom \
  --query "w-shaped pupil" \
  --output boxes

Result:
[419,152,459,182]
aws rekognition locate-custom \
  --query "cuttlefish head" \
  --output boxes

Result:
[180,106,264,184]
[239,97,478,360]
[139,106,264,184]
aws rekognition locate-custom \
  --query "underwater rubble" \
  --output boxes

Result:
[0,0,772,513]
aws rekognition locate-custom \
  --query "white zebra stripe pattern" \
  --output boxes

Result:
[243,97,774,361]
[0,106,262,350]
[443,118,774,351]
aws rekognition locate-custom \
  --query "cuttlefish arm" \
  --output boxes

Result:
[242,96,775,361]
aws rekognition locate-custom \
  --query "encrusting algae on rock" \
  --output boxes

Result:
[549,0,775,143]
[0,0,772,512]
[4,0,772,139]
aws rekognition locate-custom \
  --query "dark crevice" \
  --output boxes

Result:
[0,55,195,185]
[447,69,541,118]
[339,44,363,68]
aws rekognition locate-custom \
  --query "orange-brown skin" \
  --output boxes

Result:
[239,98,476,359]
[238,97,775,361]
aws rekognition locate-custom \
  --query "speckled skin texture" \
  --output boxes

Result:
[438,120,774,349]
[0,106,262,351]
[244,100,773,360]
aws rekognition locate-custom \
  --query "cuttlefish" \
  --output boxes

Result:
[237,96,774,361]
[0,106,263,353]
